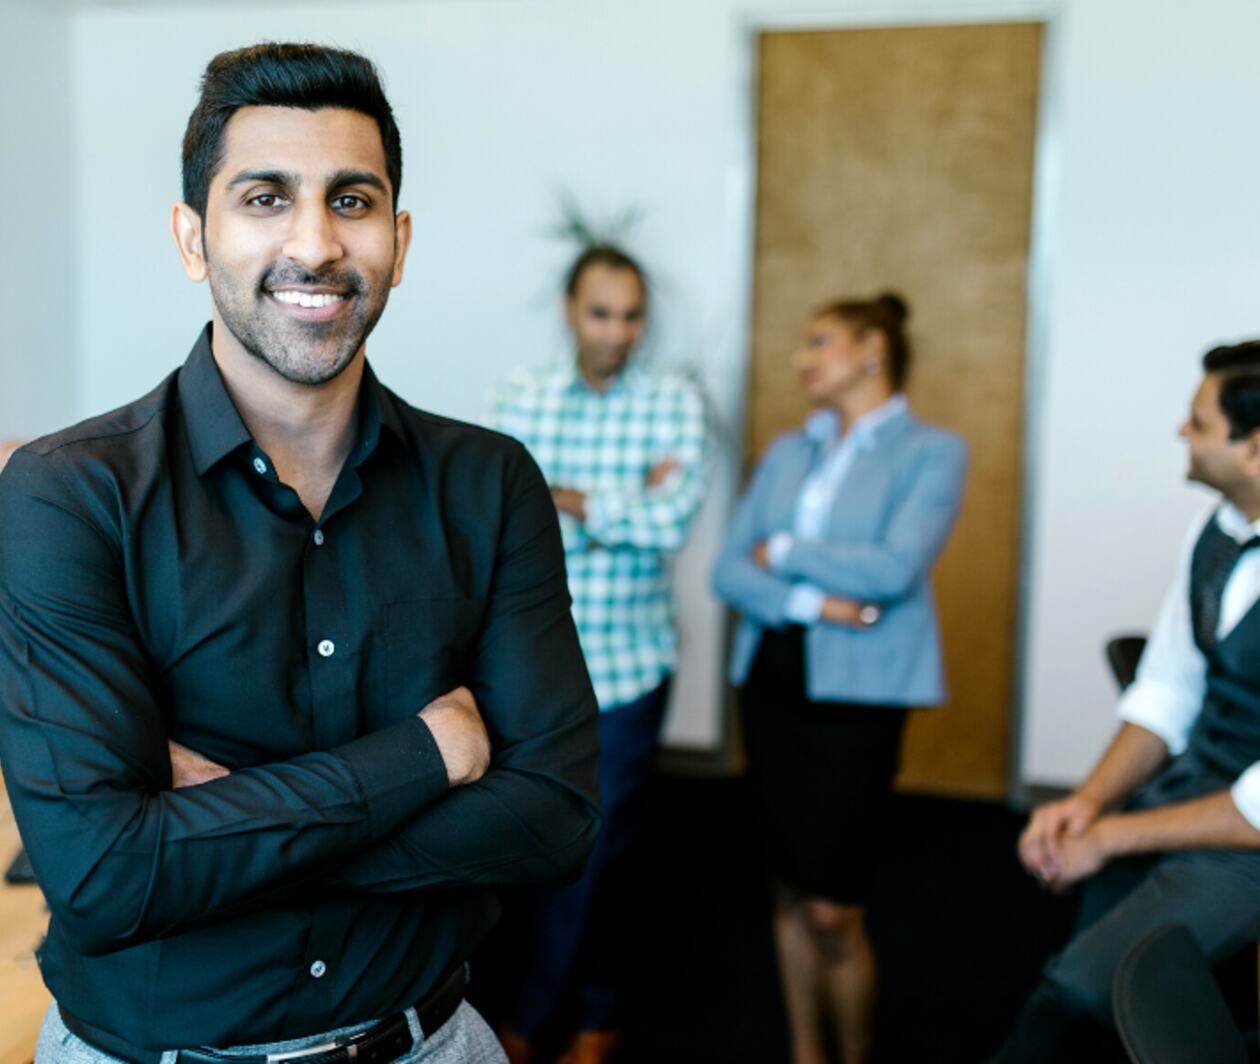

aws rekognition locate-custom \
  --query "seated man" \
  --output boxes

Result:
[994,338,1260,1060]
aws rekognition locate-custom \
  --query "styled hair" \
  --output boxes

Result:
[564,244,647,299]
[815,291,912,390]
[182,43,402,218]
[1204,340,1260,440]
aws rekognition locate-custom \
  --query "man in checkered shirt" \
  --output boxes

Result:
[487,245,709,1064]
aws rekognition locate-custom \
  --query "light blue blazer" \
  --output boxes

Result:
[712,406,967,707]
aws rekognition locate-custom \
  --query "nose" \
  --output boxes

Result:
[281,200,344,272]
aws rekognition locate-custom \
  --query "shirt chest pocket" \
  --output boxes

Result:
[382,597,486,719]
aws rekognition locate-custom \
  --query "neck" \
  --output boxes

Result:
[832,381,896,433]
[576,358,622,394]
[1229,488,1260,526]
[210,318,362,519]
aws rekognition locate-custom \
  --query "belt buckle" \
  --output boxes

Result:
[266,1026,373,1063]
[265,1042,347,1063]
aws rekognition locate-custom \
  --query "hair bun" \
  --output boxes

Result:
[875,291,910,324]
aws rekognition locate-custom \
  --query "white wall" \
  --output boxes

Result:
[0,1,77,439]
[1020,0,1260,786]
[6,0,1259,775]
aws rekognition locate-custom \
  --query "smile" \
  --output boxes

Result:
[269,290,349,309]
[265,287,353,322]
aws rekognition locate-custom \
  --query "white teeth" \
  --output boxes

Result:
[271,291,347,308]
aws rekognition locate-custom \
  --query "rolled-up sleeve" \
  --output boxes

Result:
[1115,514,1212,755]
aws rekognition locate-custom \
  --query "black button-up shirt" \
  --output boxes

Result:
[0,326,599,1053]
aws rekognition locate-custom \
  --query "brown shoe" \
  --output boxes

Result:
[497,1027,534,1064]
[556,1029,622,1064]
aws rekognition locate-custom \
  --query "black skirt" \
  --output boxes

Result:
[739,625,907,905]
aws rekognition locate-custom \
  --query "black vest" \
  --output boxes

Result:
[1185,514,1260,781]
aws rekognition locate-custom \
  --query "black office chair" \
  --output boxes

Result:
[1106,634,1148,692]
[1113,923,1249,1064]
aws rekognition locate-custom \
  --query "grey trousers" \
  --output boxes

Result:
[35,999,507,1064]
[1045,847,1260,1022]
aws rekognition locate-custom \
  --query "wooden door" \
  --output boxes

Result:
[749,22,1043,797]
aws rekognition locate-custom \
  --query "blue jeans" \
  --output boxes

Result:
[508,678,670,1037]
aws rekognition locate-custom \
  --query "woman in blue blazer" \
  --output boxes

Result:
[713,293,966,1063]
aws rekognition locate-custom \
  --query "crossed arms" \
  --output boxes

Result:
[0,444,599,956]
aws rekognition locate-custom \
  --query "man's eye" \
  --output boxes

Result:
[332,194,368,211]
[248,193,288,209]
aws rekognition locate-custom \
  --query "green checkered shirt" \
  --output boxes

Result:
[488,361,709,710]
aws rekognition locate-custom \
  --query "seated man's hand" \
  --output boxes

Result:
[419,686,491,787]
[1018,792,1101,885]
[168,740,230,789]
[1042,821,1110,892]
[820,596,880,628]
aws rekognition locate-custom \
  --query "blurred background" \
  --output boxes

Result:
[1,1,1258,1058]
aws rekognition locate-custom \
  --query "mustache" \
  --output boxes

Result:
[259,264,364,294]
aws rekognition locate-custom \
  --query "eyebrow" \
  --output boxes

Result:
[225,168,389,196]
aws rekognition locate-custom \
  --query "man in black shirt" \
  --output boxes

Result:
[0,43,599,1064]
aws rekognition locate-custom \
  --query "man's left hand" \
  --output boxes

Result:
[1041,820,1111,891]
[169,740,230,789]
[551,487,587,521]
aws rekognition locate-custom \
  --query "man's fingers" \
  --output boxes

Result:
[646,457,679,487]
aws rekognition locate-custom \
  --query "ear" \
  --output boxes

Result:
[171,203,207,282]
[390,210,413,287]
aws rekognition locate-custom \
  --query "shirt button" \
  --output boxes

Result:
[310,960,326,978]
[317,640,335,658]
[252,457,267,475]
[313,529,325,546]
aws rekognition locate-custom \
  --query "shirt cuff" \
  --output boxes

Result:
[783,584,825,624]
[766,532,794,571]
[1231,763,1260,831]
[335,716,449,841]
[1116,682,1196,756]
[580,490,614,538]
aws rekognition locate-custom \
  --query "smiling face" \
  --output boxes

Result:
[1180,373,1250,492]
[175,105,410,386]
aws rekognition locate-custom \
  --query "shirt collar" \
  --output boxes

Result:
[804,394,909,448]
[179,323,408,477]
[1216,501,1260,543]
[561,355,640,397]
[180,325,253,476]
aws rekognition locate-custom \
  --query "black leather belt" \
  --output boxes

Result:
[62,965,466,1064]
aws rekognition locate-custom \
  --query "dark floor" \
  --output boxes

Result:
[470,773,1256,1063]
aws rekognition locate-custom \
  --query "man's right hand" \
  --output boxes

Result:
[419,686,491,787]
[1018,792,1102,885]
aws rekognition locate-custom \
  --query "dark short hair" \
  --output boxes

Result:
[1205,341,1260,440]
[564,244,646,299]
[182,43,402,219]
[815,291,912,391]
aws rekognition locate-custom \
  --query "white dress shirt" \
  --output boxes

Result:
[767,396,909,622]
[1117,502,1260,827]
